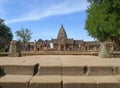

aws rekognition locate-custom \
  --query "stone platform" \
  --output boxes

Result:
[0,55,120,88]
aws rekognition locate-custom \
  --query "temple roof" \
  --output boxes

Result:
[57,25,67,40]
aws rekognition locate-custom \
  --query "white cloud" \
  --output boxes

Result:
[5,0,89,24]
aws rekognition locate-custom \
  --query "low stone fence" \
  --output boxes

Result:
[0,51,98,56]
[1,51,120,57]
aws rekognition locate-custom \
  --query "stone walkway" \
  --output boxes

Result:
[0,55,120,88]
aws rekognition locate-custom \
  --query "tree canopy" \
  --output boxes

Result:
[15,28,32,44]
[85,0,120,43]
[0,18,13,46]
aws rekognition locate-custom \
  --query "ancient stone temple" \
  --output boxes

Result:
[57,25,68,50]
[36,25,113,51]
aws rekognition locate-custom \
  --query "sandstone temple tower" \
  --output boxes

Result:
[57,25,68,50]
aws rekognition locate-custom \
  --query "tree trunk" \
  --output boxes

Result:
[98,42,110,58]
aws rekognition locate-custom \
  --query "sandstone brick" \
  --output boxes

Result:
[39,66,61,75]
[30,76,61,88]
[89,66,113,76]
[113,66,120,75]
[4,63,39,75]
[39,59,61,75]
[63,76,97,88]
[94,76,120,88]
[62,66,84,76]
[0,75,32,88]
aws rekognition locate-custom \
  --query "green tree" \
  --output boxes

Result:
[0,18,13,51]
[85,0,120,57]
[15,28,32,45]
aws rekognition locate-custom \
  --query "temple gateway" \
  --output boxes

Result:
[35,25,113,51]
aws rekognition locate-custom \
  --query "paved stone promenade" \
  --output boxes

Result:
[0,55,120,88]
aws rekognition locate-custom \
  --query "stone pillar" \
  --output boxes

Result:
[9,40,22,57]
[99,42,110,58]
[34,40,37,53]
[64,45,66,51]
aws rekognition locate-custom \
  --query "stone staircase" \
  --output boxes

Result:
[0,57,120,88]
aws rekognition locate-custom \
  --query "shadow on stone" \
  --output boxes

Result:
[61,81,63,88]
[84,66,89,75]
[33,63,39,75]
[0,67,5,77]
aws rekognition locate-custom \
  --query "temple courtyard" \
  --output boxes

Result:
[0,55,120,88]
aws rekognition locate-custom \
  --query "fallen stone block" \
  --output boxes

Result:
[30,76,61,88]
[63,76,97,88]
[4,63,39,75]
[94,76,120,88]
[62,66,84,76]
[0,75,32,88]
[89,66,113,76]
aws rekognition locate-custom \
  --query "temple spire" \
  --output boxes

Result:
[57,25,67,40]
[61,24,64,28]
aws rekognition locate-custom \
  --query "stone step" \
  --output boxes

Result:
[0,66,4,77]
[94,76,120,88]
[4,63,39,75]
[0,75,32,88]
[63,76,97,88]
[114,66,120,75]
[63,76,120,88]
[39,59,61,75]
[30,75,61,88]
[62,66,85,76]
[88,66,113,76]
[0,58,39,75]
[1,75,120,88]
[39,66,61,75]
[38,65,120,76]
[62,64,120,76]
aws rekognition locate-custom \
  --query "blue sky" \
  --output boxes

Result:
[0,0,94,41]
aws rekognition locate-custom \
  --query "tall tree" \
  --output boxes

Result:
[85,0,120,57]
[0,18,13,51]
[15,28,32,44]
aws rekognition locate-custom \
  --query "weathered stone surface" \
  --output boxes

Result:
[98,43,110,58]
[39,59,61,75]
[63,76,120,88]
[94,76,120,88]
[62,66,84,76]
[9,40,22,57]
[39,66,61,75]
[4,63,39,75]
[115,76,120,82]
[0,56,120,88]
[30,76,61,88]
[89,66,113,76]
[62,58,86,76]
[113,66,120,75]
[0,75,32,88]
[63,76,97,88]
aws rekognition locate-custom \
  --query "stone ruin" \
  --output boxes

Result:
[9,40,22,57]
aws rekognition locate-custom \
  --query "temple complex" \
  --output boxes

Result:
[34,25,113,51]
